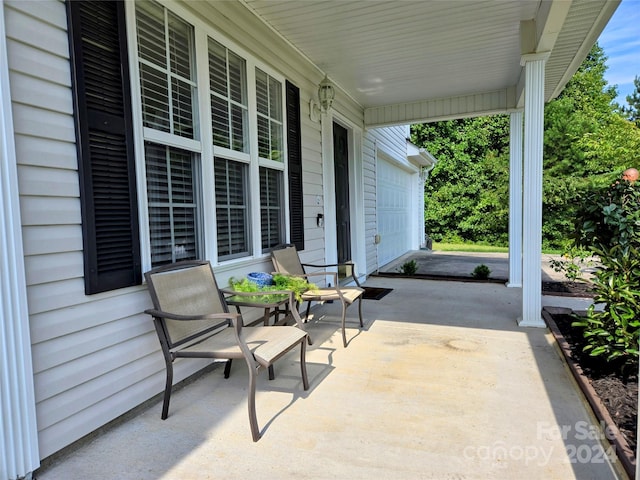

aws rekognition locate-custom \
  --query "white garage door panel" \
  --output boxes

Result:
[377,158,412,267]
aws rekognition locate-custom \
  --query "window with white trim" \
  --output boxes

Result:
[132,0,292,267]
[256,68,283,162]
[256,68,285,250]
[145,143,199,265]
[215,157,250,259]
[209,38,248,152]
[135,0,201,267]
[68,0,303,290]
[260,167,284,250]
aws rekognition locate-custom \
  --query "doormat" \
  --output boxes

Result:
[362,287,393,300]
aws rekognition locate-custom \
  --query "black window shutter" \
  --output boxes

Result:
[285,81,304,251]
[67,1,142,294]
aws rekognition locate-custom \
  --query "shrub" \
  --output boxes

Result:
[471,264,491,280]
[548,247,593,284]
[571,179,640,369]
[398,260,418,276]
[572,245,640,369]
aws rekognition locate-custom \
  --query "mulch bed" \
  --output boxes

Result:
[545,309,637,477]
[542,280,595,297]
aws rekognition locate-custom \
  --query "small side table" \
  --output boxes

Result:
[224,292,291,327]
[221,288,309,340]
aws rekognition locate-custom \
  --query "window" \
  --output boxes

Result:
[69,0,302,288]
[136,0,201,267]
[256,68,283,161]
[215,158,250,259]
[136,0,196,138]
[260,167,284,250]
[209,38,248,152]
[145,143,200,266]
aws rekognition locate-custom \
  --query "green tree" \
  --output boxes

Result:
[542,44,622,249]
[412,116,510,245]
[411,43,640,250]
[621,76,640,126]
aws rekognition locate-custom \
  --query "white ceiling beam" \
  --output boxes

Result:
[364,87,517,128]
[516,0,573,107]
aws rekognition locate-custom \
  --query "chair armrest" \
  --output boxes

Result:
[144,308,240,323]
[302,261,361,287]
[292,270,338,282]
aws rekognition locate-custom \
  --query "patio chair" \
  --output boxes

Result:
[144,260,309,442]
[271,245,364,347]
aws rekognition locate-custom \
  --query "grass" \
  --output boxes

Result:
[433,242,509,253]
[433,242,562,255]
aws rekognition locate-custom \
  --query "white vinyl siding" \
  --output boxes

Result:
[5,0,164,459]
[363,126,414,273]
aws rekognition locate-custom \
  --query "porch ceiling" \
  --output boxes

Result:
[242,0,619,126]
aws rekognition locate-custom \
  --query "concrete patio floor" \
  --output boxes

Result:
[36,276,624,480]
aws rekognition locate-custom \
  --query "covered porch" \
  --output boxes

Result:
[36,277,624,479]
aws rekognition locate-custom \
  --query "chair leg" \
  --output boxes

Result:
[247,367,261,442]
[304,301,311,323]
[161,362,174,420]
[341,301,348,348]
[268,364,275,380]
[358,297,364,328]
[223,359,233,378]
[300,337,309,390]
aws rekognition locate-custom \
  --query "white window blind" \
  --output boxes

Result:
[136,0,201,267]
[209,38,248,152]
[256,68,283,161]
[136,0,196,138]
[260,167,284,250]
[215,158,250,259]
[145,143,199,265]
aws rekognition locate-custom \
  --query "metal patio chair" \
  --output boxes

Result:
[271,245,364,347]
[144,260,309,442]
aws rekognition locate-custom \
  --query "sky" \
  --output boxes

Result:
[597,0,640,106]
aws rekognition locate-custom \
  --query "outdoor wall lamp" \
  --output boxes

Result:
[309,75,335,122]
[316,213,324,227]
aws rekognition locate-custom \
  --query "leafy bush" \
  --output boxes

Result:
[398,260,418,276]
[471,264,491,280]
[548,247,593,284]
[572,245,640,368]
[571,180,640,369]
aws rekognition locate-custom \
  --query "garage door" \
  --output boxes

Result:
[377,157,412,267]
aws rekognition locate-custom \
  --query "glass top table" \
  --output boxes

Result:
[222,289,304,329]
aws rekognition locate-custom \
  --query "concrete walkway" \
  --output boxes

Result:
[36,276,624,480]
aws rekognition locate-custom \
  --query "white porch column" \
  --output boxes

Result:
[518,53,549,327]
[507,110,523,288]
[0,5,40,479]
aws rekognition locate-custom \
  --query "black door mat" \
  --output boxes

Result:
[362,287,393,300]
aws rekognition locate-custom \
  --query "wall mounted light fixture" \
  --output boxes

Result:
[309,75,335,122]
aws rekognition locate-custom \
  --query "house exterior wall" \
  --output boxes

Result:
[3,0,413,461]
[362,125,417,274]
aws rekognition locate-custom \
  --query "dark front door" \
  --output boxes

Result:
[333,122,351,264]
